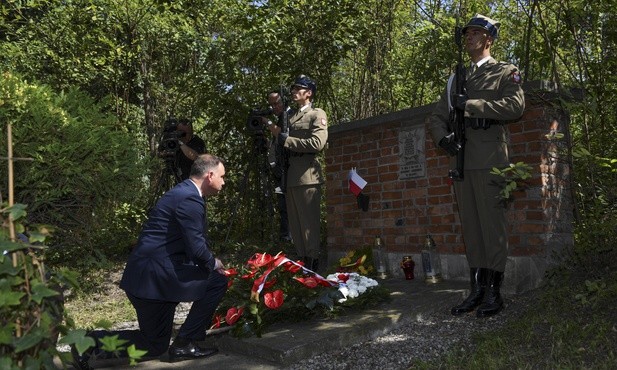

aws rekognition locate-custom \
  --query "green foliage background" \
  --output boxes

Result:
[0,0,614,273]
[0,0,616,366]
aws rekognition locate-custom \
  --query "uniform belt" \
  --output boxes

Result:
[465,118,499,129]
[289,151,313,157]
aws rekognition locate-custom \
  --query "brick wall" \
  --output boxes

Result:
[325,82,574,293]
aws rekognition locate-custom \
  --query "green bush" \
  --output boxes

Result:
[0,71,148,269]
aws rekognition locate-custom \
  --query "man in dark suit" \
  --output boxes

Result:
[72,154,228,369]
[427,14,524,318]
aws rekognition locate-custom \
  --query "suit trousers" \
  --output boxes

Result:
[286,184,321,260]
[92,270,227,357]
[453,169,508,272]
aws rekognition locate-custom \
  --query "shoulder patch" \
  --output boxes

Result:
[320,118,327,126]
[511,71,522,84]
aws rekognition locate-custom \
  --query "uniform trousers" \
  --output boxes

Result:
[286,184,321,260]
[453,169,508,272]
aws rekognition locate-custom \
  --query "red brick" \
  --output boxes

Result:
[526,210,544,221]
[326,98,573,269]
[513,223,547,234]
[427,185,451,196]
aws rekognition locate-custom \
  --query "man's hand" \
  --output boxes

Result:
[179,141,198,161]
[214,258,225,274]
[268,122,281,137]
[453,94,468,110]
[438,132,461,156]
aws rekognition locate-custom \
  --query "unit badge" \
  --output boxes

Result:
[511,71,522,84]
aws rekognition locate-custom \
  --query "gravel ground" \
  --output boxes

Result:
[104,300,522,370]
[284,292,535,370]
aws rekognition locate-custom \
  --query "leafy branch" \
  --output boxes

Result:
[490,162,533,201]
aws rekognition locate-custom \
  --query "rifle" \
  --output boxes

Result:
[448,25,467,181]
[277,85,290,193]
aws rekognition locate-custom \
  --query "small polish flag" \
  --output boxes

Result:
[348,168,367,196]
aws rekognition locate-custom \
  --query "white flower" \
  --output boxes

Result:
[327,273,379,303]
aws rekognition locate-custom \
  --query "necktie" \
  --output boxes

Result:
[469,63,476,77]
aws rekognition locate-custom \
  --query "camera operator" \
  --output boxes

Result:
[176,118,207,181]
[262,90,294,242]
[267,75,327,272]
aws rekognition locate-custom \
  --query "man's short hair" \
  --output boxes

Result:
[190,154,224,177]
[177,118,192,128]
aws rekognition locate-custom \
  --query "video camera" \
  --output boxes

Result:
[159,117,186,155]
[246,107,273,135]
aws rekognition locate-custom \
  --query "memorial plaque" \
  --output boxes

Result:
[399,127,426,179]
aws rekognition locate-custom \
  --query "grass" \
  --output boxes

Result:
[64,294,135,329]
[63,263,136,328]
[415,252,617,369]
[62,248,617,368]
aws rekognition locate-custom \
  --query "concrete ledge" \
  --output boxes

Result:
[80,279,470,369]
[213,278,467,366]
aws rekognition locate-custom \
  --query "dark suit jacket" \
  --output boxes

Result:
[120,179,216,302]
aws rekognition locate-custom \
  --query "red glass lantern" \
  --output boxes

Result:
[400,256,415,280]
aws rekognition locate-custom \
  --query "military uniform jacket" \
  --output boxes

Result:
[427,57,525,170]
[283,105,328,186]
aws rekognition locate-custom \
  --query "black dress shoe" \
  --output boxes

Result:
[168,341,218,362]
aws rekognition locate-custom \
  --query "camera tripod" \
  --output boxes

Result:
[225,133,277,244]
[147,156,182,210]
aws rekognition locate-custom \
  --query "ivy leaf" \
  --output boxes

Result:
[126,344,148,365]
[58,329,95,355]
[27,231,47,244]
[8,204,27,222]
[0,323,15,345]
[0,258,19,276]
[13,330,44,353]
[31,282,59,304]
[99,334,129,353]
[0,240,29,254]
[0,290,25,308]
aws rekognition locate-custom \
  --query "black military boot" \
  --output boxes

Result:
[451,267,486,316]
[476,269,504,318]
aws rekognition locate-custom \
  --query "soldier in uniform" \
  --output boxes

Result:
[268,75,328,271]
[427,14,525,317]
